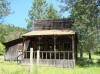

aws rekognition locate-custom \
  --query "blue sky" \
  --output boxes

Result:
[5,0,70,28]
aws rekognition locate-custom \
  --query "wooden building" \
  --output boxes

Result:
[4,19,78,68]
[4,38,23,61]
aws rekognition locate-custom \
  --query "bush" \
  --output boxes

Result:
[0,42,5,55]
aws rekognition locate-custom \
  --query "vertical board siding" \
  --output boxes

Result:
[5,44,18,61]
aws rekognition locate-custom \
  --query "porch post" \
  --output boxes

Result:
[37,37,41,68]
[54,36,56,66]
[72,35,75,59]
[38,36,41,50]
[72,35,75,68]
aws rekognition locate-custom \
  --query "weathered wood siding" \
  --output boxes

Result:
[21,59,75,68]
[5,44,18,61]
[33,19,73,30]
[4,38,23,61]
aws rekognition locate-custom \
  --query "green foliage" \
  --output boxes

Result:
[0,24,29,55]
[0,26,7,43]
[0,24,29,42]
[71,0,100,53]
[26,0,48,30]
[0,42,5,55]
[26,0,60,30]
[59,0,100,56]
[46,3,60,19]
[0,0,10,21]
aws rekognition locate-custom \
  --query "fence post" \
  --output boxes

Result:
[30,48,33,74]
[37,50,40,69]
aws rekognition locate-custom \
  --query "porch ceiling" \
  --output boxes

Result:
[23,30,75,37]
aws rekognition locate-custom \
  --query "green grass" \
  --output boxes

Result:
[0,56,4,62]
[0,54,100,74]
[0,62,29,74]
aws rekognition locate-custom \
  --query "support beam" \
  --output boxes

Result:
[72,35,75,59]
[72,35,75,68]
[36,36,41,70]
[38,36,41,51]
[54,36,56,66]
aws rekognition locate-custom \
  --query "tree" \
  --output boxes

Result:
[26,0,60,30]
[0,23,29,55]
[0,0,10,55]
[71,0,100,59]
[26,0,48,30]
[0,42,5,55]
[0,0,10,22]
[46,3,60,19]
[0,24,29,42]
[59,0,100,59]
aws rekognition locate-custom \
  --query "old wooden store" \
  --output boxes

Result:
[4,19,78,68]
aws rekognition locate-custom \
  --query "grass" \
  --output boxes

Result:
[0,62,29,74]
[0,54,100,74]
[0,56,4,62]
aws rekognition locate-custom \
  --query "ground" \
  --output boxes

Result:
[0,54,100,74]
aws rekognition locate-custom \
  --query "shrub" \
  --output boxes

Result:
[0,42,5,55]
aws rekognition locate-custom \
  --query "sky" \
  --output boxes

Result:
[5,0,70,28]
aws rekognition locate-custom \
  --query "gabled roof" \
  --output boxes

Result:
[23,30,75,37]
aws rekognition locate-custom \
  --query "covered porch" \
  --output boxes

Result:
[21,30,76,68]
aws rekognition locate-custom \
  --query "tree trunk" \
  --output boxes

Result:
[80,49,83,58]
[89,51,91,60]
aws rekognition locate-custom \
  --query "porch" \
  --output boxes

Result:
[21,51,75,68]
[19,30,76,68]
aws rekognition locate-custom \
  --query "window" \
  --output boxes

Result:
[18,44,23,51]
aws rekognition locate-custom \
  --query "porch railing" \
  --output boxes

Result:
[24,51,73,60]
[17,50,75,68]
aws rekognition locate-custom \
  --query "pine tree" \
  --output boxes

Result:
[26,0,48,30]
[26,0,60,30]
[46,3,60,19]
[59,0,100,59]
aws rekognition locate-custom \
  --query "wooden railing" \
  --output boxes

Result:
[17,50,75,68]
[24,51,73,60]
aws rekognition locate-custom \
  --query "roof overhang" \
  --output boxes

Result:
[23,30,75,37]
